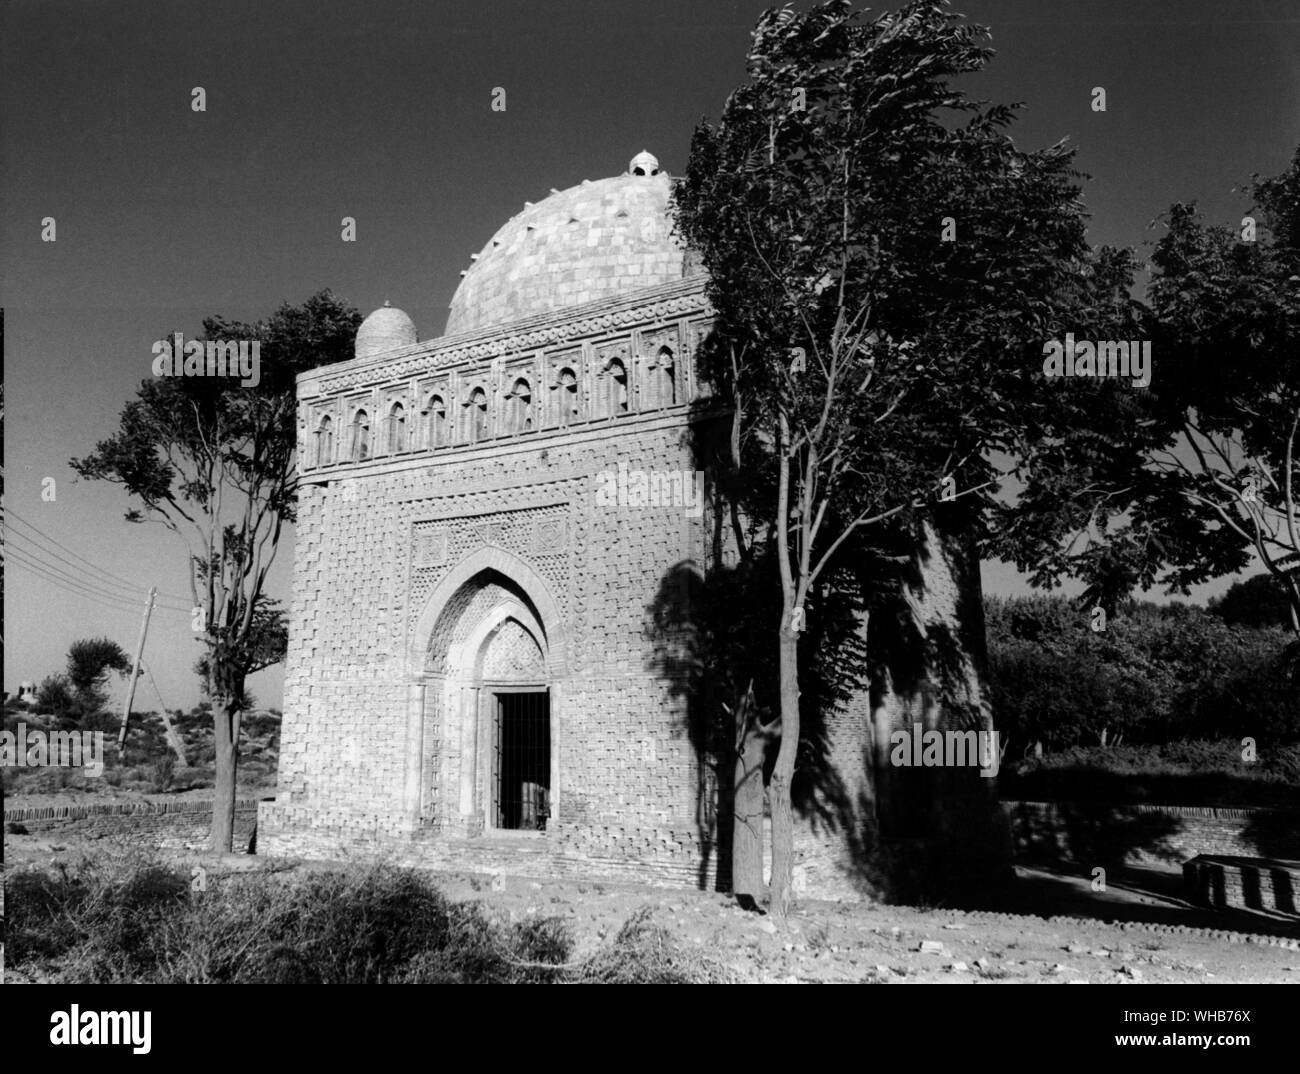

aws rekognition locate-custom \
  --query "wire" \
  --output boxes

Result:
[7,547,192,616]
[7,546,150,613]
[4,530,192,611]
[5,507,192,604]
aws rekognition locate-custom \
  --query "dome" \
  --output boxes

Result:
[446,154,689,335]
[355,302,417,360]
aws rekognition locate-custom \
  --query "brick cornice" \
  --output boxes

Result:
[301,277,711,397]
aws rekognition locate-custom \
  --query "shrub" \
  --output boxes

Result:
[575,906,731,984]
[988,594,1300,749]
[8,854,725,984]
[146,755,176,793]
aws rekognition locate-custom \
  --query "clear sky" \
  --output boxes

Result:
[3,0,1298,711]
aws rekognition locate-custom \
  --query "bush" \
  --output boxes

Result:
[988,595,1300,750]
[1000,739,1300,808]
[146,755,176,793]
[577,906,731,984]
[8,854,726,984]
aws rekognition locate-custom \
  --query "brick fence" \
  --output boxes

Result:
[4,797,261,852]
[1004,799,1300,867]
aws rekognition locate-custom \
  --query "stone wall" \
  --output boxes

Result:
[1005,800,1300,867]
[1184,855,1299,916]
[4,798,261,852]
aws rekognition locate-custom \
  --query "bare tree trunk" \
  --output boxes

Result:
[732,704,767,904]
[210,698,240,853]
[769,623,800,918]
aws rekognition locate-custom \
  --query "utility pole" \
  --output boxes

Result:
[118,586,156,757]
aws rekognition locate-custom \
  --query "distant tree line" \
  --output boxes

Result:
[987,579,1298,752]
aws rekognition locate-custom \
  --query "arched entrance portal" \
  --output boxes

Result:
[405,549,566,837]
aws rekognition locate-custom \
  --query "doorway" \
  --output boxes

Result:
[492,690,550,831]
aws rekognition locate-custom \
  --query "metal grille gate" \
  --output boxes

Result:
[492,690,550,830]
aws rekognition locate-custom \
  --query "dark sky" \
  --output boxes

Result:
[4,0,1298,709]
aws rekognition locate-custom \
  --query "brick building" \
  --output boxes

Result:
[257,152,1005,897]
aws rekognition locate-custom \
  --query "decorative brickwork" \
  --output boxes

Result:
[261,159,1002,898]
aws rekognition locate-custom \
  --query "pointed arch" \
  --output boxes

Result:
[408,545,567,678]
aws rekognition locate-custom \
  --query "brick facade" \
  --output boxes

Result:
[259,162,1006,899]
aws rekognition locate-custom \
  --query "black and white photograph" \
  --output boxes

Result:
[1,0,1297,1042]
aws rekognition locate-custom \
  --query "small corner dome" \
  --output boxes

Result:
[630,150,660,176]
[355,301,417,360]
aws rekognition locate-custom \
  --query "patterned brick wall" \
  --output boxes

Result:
[263,279,1005,900]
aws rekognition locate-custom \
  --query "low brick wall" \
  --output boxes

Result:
[1004,800,1300,868]
[1184,855,1300,916]
[4,797,261,852]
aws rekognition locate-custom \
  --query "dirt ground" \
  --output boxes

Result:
[5,824,1298,984]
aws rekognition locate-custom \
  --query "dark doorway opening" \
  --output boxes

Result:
[493,690,550,831]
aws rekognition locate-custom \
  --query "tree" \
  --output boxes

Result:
[1144,156,1300,639]
[66,637,132,699]
[35,674,79,724]
[997,148,1300,658]
[1209,573,1293,630]
[675,0,1111,914]
[73,290,361,851]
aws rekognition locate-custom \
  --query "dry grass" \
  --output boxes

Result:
[6,849,729,984]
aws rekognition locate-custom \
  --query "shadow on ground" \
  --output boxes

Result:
[946,859,1300,941]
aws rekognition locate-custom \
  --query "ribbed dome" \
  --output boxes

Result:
[446,158,688,336]
[355,302,417,360]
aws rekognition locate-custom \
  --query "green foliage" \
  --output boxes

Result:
[34,675,78,723]
[1209,573,1293,630]
[987,594,1299,749]
[1001,147,1300,627]
[66,638,131,697]
[71,290,360,708]
[1002,740,1300,809]
[674,0,1118,560]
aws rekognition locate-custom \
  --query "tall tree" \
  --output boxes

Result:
[998,150,1300,653]
[675,0,1109,915]
[74,290,361,850]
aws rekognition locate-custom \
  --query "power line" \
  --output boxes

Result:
[6,528,192,610]
[5,508,192,603]
[5,529,191,611]
[5,526,144,599]
[6,547,192,616]
[6,546,149,613]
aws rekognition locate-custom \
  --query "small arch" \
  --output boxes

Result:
[603,358,629,417]
[653,346,677,407]
[314,414,334,467]
[424,394,448,448]
[554,367,580,426]
[386,401,407,454]
[509,377,533,434]
[464,386,489,443]
[349,408,370,462]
